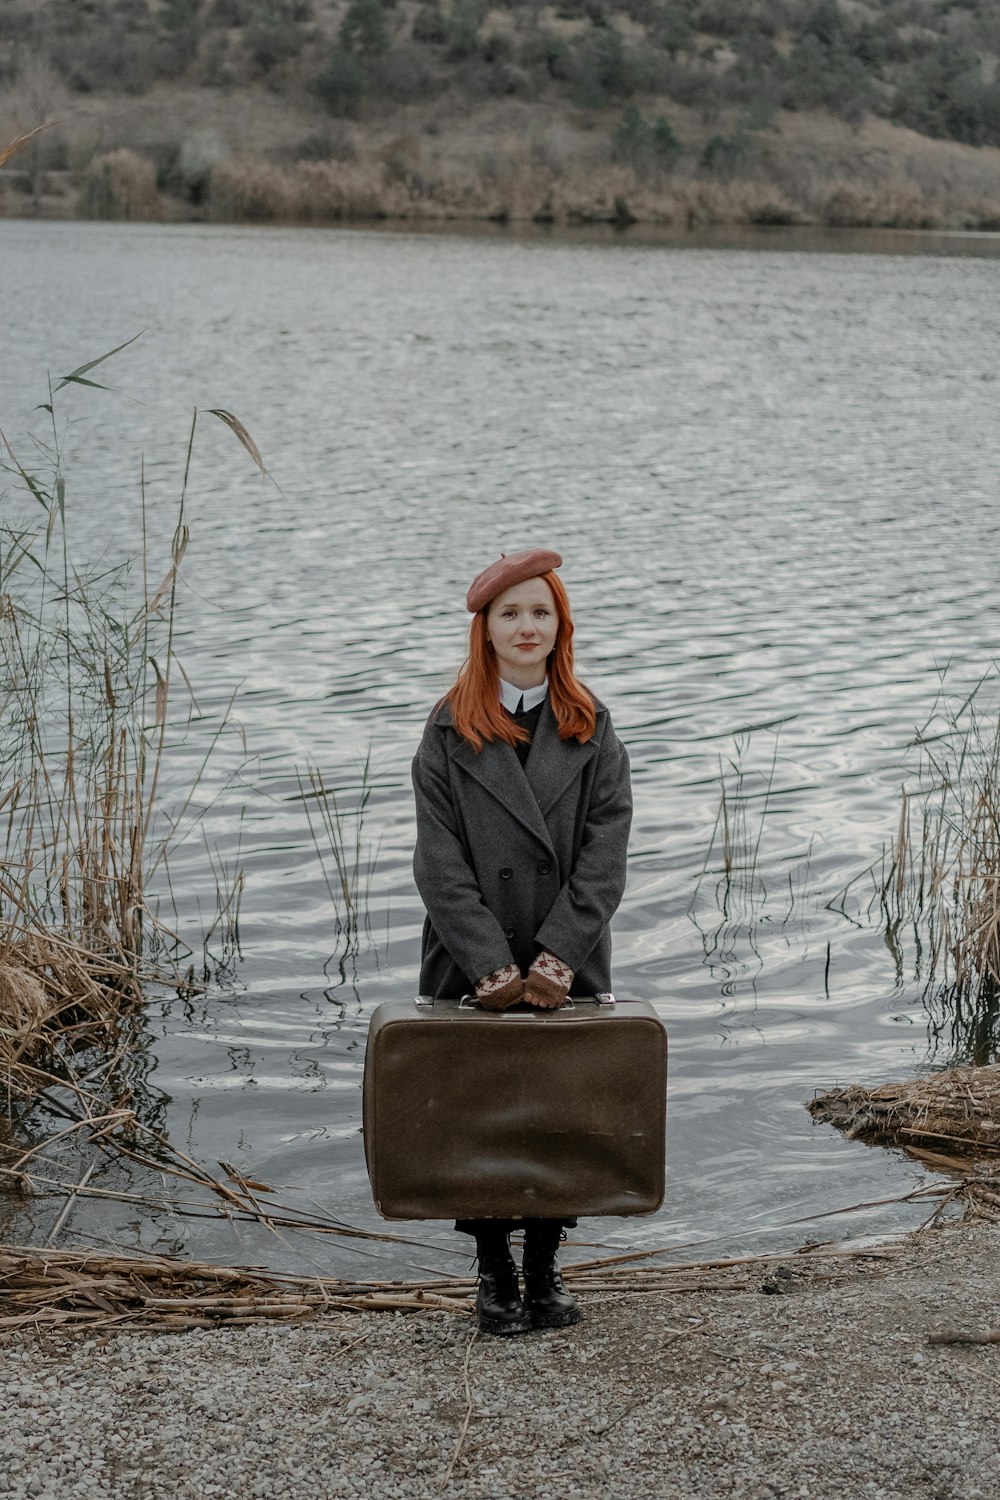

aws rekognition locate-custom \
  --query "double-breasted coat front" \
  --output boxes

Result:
[412,694,632,998]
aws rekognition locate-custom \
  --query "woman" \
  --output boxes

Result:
[411,547,632,1336]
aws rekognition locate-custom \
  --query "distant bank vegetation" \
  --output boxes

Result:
[4,0,1000,227]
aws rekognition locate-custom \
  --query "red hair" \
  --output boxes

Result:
[447,571,597,752]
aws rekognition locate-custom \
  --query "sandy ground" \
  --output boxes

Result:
[2,1218,999,1499]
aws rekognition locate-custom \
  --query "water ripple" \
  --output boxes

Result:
[1,220,994,1270]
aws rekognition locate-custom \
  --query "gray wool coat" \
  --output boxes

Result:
[411,694,632,999]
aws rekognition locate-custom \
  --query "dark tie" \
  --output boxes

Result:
[515,696,524,715]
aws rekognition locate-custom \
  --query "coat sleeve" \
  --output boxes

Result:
[534,722,632,975]
[412,726,515,984]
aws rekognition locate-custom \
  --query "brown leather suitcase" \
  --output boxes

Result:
[362,994,667,1221]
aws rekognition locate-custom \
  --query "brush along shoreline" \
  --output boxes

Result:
[7,100,1000,234]
[1,1218,998,1498]
[6,153,1000,235]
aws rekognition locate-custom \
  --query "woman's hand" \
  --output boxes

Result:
[475,963,524,1011]
[523,951,574,1009]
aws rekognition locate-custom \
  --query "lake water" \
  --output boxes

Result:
[2,218,1000,1278]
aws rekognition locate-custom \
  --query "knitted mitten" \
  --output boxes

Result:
[475,963,524,1011]
[523,951,574,1009]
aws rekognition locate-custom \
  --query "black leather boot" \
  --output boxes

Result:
[474,1229,532,1337]
[522,1223,581,1329]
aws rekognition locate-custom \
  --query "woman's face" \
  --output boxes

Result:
[486,577,559,688]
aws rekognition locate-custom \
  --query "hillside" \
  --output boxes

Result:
[4,0,1000,227]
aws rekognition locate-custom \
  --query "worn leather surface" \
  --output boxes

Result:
[362,998,667,1221]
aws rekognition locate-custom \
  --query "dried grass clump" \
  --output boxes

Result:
[209,156,297,221]
[291,160,402,221]
[961,199,1000,232]
[810,1066,1000,1158]
[209,157,412,223]
[816,177,942,229]
[0,938,139,1102]
[0,962,49,1034]
[79,150,161,222]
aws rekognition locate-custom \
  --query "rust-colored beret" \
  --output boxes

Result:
[466,548,563,613]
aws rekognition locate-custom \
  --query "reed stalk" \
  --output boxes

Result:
[870,671,1000,1056]
[297,747,380,955]
[0,341,254,1111]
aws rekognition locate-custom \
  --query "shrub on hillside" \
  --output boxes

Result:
[517,25,571,82]
[892,42,1000,146]
[80,148,161,218]
[612,103,681,174]
[700,130,750,178]
[412,3,448,44]
[369,44,437,100]
[457,53,530,97]
[801,0,844,49]
[781,31,876,123]
[692,0,751,39]
[156,0,202,74]
[444,0,484,63]
[310,49,366,113]
[339,0,390,59]
[648,4,696,57]
[206,0,252,24]
[570,23,634,109]
[279,125,358,162]
[243,19,308,73]
[51,26,158,93]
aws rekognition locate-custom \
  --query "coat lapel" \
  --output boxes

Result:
[450,734,555,852]
[525,699,600,817]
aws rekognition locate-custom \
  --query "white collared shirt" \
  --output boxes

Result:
[498,677,548,714]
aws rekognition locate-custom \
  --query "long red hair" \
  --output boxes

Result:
[447,571,597,752]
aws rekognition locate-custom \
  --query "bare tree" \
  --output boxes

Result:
[0,51,70,208]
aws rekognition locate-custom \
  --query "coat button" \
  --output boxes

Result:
[503,927,515,939]
[537,861,552,875]
[499,867,513,880]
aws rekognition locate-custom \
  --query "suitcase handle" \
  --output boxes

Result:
[413,992,617,1010]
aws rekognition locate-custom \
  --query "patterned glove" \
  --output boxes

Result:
[523,951,574,1009]
[475,963,524,1011]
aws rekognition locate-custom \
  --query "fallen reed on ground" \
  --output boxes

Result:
[0,1231,902,1334]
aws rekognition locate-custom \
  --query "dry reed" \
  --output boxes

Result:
[862,674,1000,1042]
[297,749,379,954]
[208,157,411,223]
[0,125,53,171]
[816,177,943,230]
[0,344,266,1126]
[79,150,162,222]
[810,1066,1000,1160]
[0,1232,902,1334]
[205,154,808,230]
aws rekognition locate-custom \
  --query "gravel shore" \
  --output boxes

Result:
[2,1220,999,1500]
